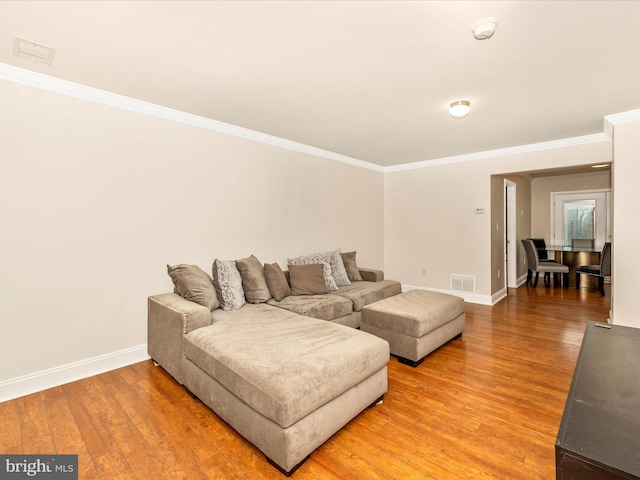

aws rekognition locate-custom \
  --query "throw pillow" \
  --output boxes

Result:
[341,251,363,281]
[212,259,246,311]
[289,263,329,296]
[329,249,351,287]
[264,262,291,301]
[236,254,272,303]
[287,252,339,291]
[167,264,219,311]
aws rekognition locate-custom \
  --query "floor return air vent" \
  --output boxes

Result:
[450,274,475,293]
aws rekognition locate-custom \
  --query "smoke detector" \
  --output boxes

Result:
[472,18,498,40]
[12,36,56,65]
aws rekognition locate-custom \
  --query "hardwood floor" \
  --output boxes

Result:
[0,285,611,479]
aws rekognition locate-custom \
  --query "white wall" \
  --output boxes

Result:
[384,140,612,303]
[611,119,640,328]
[0,78,384,388]
[2,70,635,400]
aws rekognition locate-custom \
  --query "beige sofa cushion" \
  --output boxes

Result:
[362,289,465,337]
[331,280,402,311]
[186,303,389,428]
[267,293,352,321]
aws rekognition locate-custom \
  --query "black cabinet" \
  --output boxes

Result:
[556,321,640,479]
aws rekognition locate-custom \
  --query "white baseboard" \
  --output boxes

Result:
[0,344,150,403]
[516,273,529,287]
[492,288,507,305]
[402,284,493,305]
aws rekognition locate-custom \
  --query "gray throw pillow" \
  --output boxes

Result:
[167,264,219,311]
[236,254,272,303]
[212,259,246,311]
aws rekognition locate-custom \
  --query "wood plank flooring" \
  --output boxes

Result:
[1,284,611,479]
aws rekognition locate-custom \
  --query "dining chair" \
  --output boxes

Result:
[571,238,595,249]
[522,239,569,288]
[529,238,553,283]
[576,242,612,296]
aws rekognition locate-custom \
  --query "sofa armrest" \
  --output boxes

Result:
[147,293,211,385]
[359,268,384,282]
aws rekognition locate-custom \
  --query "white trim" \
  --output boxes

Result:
[402,284,493,306]
[0,62,626,175]
[517,273,529,287]
[491,287,508,306]
[550,188,611,248]
[505,179,517,289]
[384,133,610,173]
[0,63,383,173]
[604,109,640,126]
[0,344,149,403]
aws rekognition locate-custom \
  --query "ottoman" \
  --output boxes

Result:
[361,289,465,367]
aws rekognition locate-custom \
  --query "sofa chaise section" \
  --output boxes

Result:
[148,294,390,475]
[189,303,390,426]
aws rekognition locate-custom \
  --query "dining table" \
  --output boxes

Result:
[545,244,602,288]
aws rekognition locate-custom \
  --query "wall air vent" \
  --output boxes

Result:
[451,274,475,294]
[13,36,55,65]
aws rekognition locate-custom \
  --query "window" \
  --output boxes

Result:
[551,190,610,248]
[563,199,595,245]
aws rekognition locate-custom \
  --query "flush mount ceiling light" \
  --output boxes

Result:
[449,100,471,119]
[472,18,498,40]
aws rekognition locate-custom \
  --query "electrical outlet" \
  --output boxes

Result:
[421,268,427,276]
[497,269,501,278]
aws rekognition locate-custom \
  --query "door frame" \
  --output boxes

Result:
[505,180,517,288]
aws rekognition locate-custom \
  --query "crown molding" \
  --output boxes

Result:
[0,62,384,173]
[604,109,640,136]
[2,62,631,175]
[383,133,610,173]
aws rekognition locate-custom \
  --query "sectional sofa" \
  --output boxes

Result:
[147,250,401,475]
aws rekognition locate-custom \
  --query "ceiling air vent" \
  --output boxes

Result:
[451,274,475,294]
[13,35,55,65]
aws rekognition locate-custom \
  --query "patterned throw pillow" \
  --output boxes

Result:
[212,259,247,311]
[287,253,339,291]
[328,249,351,287]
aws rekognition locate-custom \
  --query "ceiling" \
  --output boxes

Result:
[2,1,640,168]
